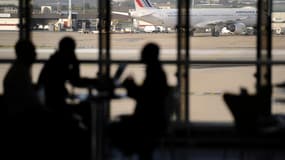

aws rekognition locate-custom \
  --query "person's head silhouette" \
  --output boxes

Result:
[57,36,77,63]
[59,36,76,53]
[141,43,159,65]
[15,39,36,66]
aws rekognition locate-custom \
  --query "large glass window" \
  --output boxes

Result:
[272,0,285,116]
[188,0,258,122]
[1,0,285,124]
[0,0,18,93]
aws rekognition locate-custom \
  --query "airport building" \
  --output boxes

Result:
[272,12,285,34]
[2,1,285,160]
[0,0,18,6]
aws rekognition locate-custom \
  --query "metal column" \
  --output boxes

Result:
[98,0,111,78]
[92,1,112,160]
[18,0,31,41]
[177,0,190,122]
[256,0,272,116]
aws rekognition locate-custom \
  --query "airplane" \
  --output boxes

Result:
[113,0,257,36]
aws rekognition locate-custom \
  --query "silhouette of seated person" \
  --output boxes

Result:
[37,37,113,160]
[4,40,61,160]
[4,40,43,117]
[37,36,112,123]
[107,43,169,160]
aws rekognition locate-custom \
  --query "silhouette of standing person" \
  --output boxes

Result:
[108,43,169,160]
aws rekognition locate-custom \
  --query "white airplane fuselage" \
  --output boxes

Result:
[130,8,257,29]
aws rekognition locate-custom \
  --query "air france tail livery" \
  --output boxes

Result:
[114,0,257,36]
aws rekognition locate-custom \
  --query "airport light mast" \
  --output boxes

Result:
[68,0,72,29]
[83,0,86,15]
[56,0,61,14]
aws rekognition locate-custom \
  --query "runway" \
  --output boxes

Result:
[1,31,285,122]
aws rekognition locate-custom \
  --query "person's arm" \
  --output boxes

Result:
[122,76,140,99]
[68,62,115,92]
[67,58,91,87]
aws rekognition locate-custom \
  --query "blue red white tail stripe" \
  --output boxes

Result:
[135,0,154,8]
[143,0,153,7]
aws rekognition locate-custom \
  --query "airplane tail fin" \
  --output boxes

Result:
[134,0,155,10]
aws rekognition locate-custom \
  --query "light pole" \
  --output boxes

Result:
[83,0,86,15]
[57,0,61,14]
[68,0,72,29]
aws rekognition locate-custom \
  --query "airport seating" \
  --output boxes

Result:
[223,89,281,135]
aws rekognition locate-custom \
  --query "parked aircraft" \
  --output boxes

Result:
[113,0,257,36]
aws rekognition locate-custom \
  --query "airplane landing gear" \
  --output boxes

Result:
[190,29,195,36]
[211,25,221,37]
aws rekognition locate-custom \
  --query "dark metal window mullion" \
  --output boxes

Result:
[98,0,111,77]
[19,0,31,41]
[185,1,190,122]
[177,0,182,122]
[177,0,190,122]
[256,0,272,116]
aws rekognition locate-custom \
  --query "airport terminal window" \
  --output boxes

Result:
[30,0,99,60]
[0,2,18,93]
[188,0,258,122]
[29,1,101,100]
[111,0,178,58]
[190,66,256,122]
[271,1,285,116]
[1,0,285,124]
[110,1,178,118]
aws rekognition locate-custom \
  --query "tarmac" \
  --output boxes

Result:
[2,31,285,159]
[0,31,285,49]
[1,31,285,122]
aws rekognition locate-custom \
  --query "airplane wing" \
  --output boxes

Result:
[112,11,129,16]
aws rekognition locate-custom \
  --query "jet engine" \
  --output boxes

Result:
[226,23,246,34]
